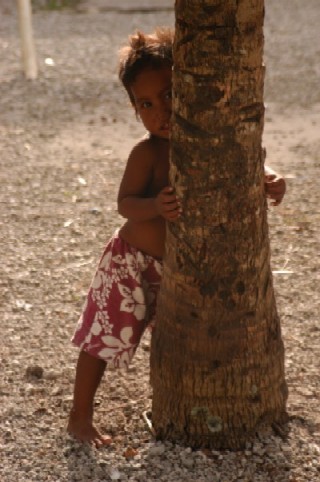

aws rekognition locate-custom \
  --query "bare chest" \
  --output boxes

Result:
[151,157,170,193]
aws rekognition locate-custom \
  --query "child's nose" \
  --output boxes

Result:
[159,100,171,116]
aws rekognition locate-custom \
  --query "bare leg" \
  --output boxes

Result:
[67,350,112,448]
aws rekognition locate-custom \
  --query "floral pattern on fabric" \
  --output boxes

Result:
[72,231,162,368]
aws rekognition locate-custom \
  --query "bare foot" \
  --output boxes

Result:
[67,410,112,449]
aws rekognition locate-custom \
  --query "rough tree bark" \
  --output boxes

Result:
[150,0,288,450]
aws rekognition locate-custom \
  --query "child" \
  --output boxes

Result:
[67,28,286,448]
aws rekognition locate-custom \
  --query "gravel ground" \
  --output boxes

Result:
[0,1,319,481]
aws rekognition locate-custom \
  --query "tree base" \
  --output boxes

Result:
[151,410,289,450]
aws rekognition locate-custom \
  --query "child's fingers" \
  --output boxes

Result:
[267,188,283,197]
[265,174,276,182]
[163,202,181,218]
[160,196,180,210]
[163,204,179,215]
[157,187,182,218]
[161,186,175,195]
[162,195,177,204]
[166,211,181,221]
[268,191,284,205]
[161,186,181,202]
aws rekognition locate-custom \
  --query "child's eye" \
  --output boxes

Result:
[141,101,152,109]
[165,91,172,100]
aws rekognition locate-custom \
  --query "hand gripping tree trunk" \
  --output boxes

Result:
[150,0,288,450]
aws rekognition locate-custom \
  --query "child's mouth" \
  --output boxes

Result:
[161,122,170,131]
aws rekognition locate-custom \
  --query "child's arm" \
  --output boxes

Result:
[264,165,286,206]
[117,141,180,222]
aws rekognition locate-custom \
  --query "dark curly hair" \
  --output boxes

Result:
[118,28,174,106]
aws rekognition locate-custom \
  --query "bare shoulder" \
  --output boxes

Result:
[128,136,160,165]
[118,137,159,201]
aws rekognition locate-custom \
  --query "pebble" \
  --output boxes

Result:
[181,457,194,469]
[109,468,122,480]
[45,369,59,380]
[89,207,102,215]
[51,386,63,396]
[149,443,166,456]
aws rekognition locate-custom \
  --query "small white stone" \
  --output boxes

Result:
[51,386,63,396]
[181,457,194,468]
[149,444,166,456]
[109,468,122,480]
[45,370,59,380]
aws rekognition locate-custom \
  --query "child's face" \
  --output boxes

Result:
[130,67,172,139]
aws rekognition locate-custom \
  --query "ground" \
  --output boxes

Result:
[0,0,319,481]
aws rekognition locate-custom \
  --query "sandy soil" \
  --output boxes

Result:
[0,0,319,481]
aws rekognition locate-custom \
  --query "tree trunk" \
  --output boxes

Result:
[150,0,288,450]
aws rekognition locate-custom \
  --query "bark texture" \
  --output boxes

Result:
[150,0,288,449]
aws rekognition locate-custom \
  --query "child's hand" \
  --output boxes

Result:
[264,171,286,206]
[155,186,181,221]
